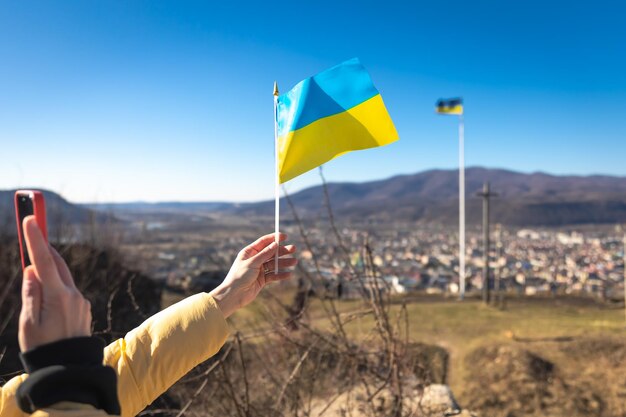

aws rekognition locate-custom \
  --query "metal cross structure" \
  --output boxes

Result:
[477,182,498,304]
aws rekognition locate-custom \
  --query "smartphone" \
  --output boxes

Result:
[15,190,48,269]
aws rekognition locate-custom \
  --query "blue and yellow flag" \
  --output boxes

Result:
[276,58,398,183]
[435,98,463,115]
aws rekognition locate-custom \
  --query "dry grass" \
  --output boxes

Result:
[223,290,625,416]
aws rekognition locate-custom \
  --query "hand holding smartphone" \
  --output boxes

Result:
[14,190,48,269]
[14,190,93,355]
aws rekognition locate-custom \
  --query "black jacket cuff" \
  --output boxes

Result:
[17,337,121,415]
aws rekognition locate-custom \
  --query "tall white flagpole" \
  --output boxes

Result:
[273,82,280,272]
[459,113,465,300]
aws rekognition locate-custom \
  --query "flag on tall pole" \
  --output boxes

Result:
[273,58,399,270]
[436,98,463,115]
[436,97,465,299]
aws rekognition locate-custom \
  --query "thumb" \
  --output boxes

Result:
[249,241,279,267]
[20,266,42,328]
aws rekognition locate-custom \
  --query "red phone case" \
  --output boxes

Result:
[15,190,48,269]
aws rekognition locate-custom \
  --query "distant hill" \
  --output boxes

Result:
[233,167,626,226]
[9,168,626,228]
[83,201,235,214]
[0,189,112,237]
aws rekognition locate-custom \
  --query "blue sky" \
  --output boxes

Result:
[0,0,625,202]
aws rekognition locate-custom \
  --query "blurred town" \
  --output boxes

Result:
[114,213,626,303]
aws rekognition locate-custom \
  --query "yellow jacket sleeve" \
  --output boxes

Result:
[103,292,230,417]
[0,375,27,417]
[0,292,229,417]
[32,404,118,417]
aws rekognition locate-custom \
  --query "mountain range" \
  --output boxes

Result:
[3,168,626,227]
[232,167,626,226]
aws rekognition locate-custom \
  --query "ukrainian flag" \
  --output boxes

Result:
[435,98,463,115]
[276,58,398,183]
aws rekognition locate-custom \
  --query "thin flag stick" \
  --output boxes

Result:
[273,82,280,272]
[459,113,465,300]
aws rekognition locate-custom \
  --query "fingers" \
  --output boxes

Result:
[261,244,296,260]
[80,298,92,336]
[20,266,42,327]
[264,271,293,284]
[248,241,279,266]
[23,216,64,292]
[241,233,288,259]
[264,257,298,272]
[18,266,42,351]
[262,244,298,284]
[276,244,296,257]
[49,246,77,289]
[250,241,297,267]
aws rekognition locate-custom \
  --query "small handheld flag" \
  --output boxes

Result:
[435,98,463,115]
[276,58,398,183]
